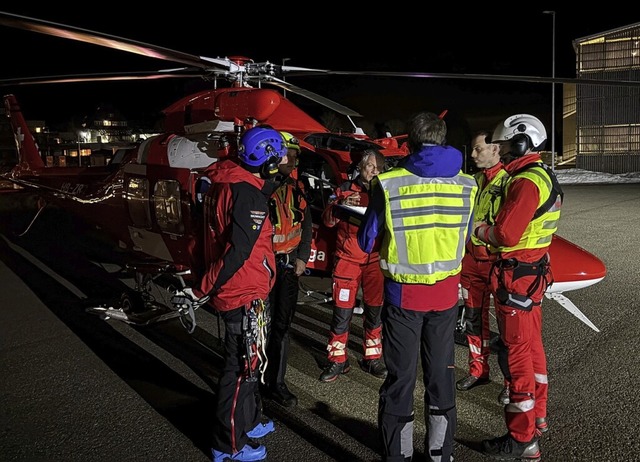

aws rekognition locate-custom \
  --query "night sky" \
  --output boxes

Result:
[0,5,636,143]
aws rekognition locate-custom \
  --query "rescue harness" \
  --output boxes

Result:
[243,299,270,383]
[491,162,562,309]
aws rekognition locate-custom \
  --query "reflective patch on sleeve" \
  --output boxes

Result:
[250,210,266,225]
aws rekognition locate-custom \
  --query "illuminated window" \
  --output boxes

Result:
[578,35,640,72]
[578,124,640,154]
[126,177,152,228]
[154,180,184,235]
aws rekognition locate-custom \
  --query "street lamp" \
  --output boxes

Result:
[543,10,556,171]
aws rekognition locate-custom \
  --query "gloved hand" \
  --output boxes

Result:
[171,288,210,311]
[171,288,209,334]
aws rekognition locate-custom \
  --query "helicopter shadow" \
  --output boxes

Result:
[0,199,391,460]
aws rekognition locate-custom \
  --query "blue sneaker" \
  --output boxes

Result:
[246,420,275,439]
[212,443,266,462]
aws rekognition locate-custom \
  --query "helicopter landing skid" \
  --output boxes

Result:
[85,303,182,326]
[85,290,197,332]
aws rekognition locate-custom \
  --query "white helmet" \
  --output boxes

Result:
[492,114,547,157]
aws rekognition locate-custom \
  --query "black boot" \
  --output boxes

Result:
[267,382,298,407]
[482,433,541,461]
[359,358,388,379]
[319,360,350,382]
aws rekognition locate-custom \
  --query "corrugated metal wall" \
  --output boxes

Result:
[575,23,640,174]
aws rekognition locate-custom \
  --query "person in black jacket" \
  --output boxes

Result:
[176,126,287,462]
[262,131,312,407]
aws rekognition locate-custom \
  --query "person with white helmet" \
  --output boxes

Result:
[474,114,563,461]
[182,126,287,462]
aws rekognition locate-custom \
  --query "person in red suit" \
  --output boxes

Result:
[457,130,510,407]
[475,114,563,461]
[318,149,388,382]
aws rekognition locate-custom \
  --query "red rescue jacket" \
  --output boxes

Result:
[322,176,379,265]
[196,159,276,311]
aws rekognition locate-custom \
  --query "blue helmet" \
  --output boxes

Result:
[238,127,286,167]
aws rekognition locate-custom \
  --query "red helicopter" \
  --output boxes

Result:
[0,11,610,332]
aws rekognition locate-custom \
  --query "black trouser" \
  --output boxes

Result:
[379,303,457,462]
[212,305,267,455]
[265,265,299,386]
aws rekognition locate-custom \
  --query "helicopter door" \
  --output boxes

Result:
[153,180,184,235]
[297,150,338,215]
[125,175,152,229]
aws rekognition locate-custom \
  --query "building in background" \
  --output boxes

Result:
[566,22,640,174]
[0,102,159,168]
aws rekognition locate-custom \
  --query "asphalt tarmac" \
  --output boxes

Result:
[1,183,639,462]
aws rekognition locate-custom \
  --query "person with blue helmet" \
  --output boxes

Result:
[236,127,287,178]
[181,126,286,462]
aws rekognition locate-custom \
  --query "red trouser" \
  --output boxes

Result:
[327,257,384,363]
[460,251,494,378]
[490,257,551,442]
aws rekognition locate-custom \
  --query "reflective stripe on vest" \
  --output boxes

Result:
[377,168,478,284]
[499,166,562,252]
[470,168,509,248]
[272,181,307,254]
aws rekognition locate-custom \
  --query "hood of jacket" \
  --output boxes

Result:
[207,158,270,191]
[401,144,463,178]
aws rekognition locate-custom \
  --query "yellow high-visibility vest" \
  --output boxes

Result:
[469,168,509,248]
[498,165,562,252]
[376,167,478,284]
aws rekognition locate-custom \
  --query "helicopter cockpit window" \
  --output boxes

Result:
[112,148,131,165]
[154,180,184,235]
[126,177,152,229]
[305,133,382,153]
[385,156,402,171]
[297,150,337,213]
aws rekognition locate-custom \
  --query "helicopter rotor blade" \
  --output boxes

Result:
[0,11,336,85]
[281,65,330,75]
[317,69,640,88]
[0,11,231,71]
[0,70,205,87]
[1,9,637,122]
[263,76,362,117]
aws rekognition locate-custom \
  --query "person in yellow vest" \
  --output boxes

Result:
[262,131,312,407]
[475,114,563,461]
[456,130,510,406]
[358,111,478,462]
